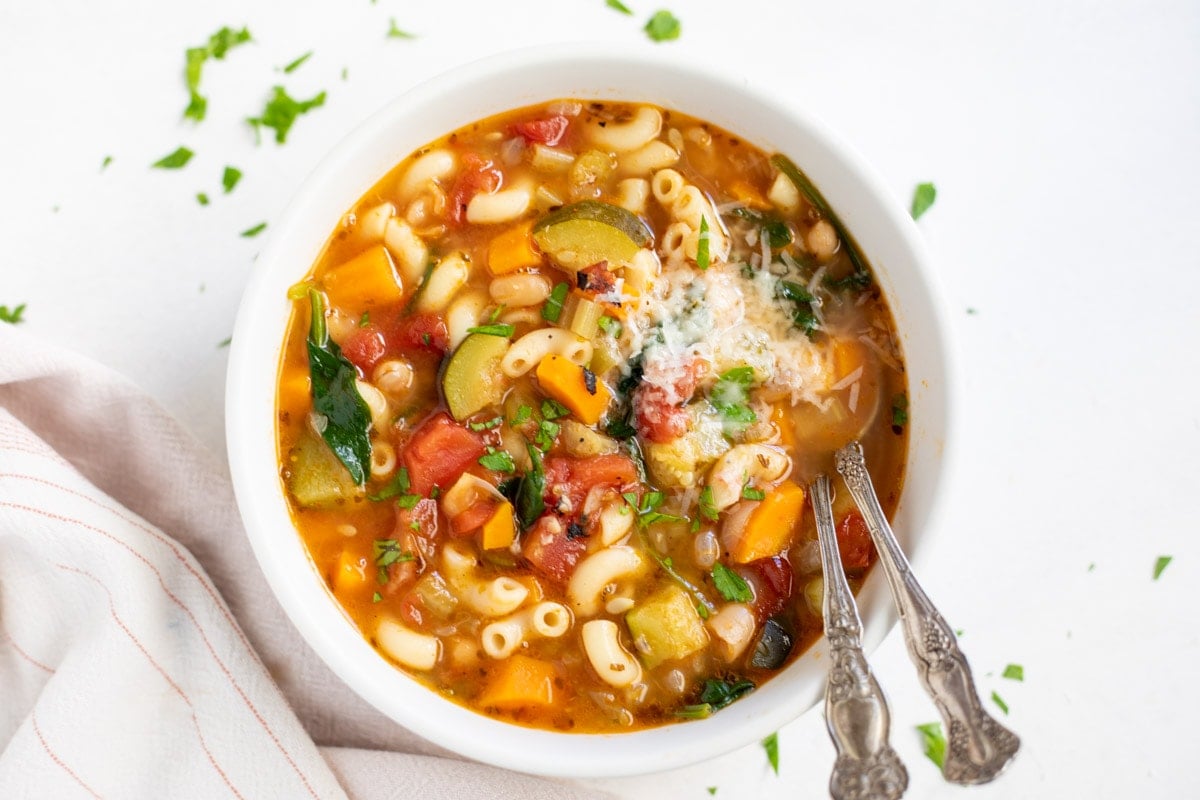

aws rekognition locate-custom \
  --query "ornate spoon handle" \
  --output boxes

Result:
[835,442,1019,785]
[813,475,907,800]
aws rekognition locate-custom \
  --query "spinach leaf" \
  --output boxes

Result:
[516,443,546,528]
[306,289,372,485]
[777,280,819,338]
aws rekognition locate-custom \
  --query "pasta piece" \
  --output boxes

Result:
[377,618,440,671]
[705,444,791,510]
[442,541,528,616]
[615,178,650,215]
[467,184,533,225]
[581,620,642,688]
[585,106,662,153]
[383,218,429,286]
[617,141,679,176]
[501,329,592,377]
[445,290,489,349]
[480,601,573,659]
[567,546,644,617]
[650,168,685,205]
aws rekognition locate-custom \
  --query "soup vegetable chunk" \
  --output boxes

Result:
[276,100,907,732]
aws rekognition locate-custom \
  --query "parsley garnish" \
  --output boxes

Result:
[712,563,752,602]
[597,315,622,338]
[606,0,634,13]
[487,304,505,323]
[372,538,414,567]
[468,416,503,432]
[387,18,417,38]
[467,323,515,338]
[707,789,717,796]
[183,26,252,122]
[692,485,718,531]
[535,419,560,451]
[696,215,711,270]
[729,207,792,248]
[891,393,909,432]
[368,468,411,501]
[196,192,209,206]
[916,722,946,768]
[241,222,268,238]
[222,165,242,193]
[541,398,570,421]
[479,448,516,473]
[742,482,765,501]
[100,156,113,171]
[710,366,757,429]
[217,336,232,349]
[152,147,194,169]
[1154,555,1172,580]
[248,86,327,145]
[991,691,1009,715]
[762,732,780,775]
[542,282,569,322]
[911,182,937,220]
[515,444,545,528]
[1002,664,1024,681]
[281,51,313,74]
[644,10,681,41]
[358,312,370,327]
[510,405,533,426]
[396,494,421,510]
[1,304,27,324]
[372,591,383,603]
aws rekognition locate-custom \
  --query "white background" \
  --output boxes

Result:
[3,1,1198,798]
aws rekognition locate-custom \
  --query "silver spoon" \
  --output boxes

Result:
[812,474,908,800]
[835,442,1020,785]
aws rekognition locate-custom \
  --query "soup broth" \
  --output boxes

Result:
[275,100,907,732]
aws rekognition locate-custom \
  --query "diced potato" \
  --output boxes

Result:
[625,584,709,669]
[558,419,620,458]
[644,406,729,488]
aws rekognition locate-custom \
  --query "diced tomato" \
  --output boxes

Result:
[399,591,427,628]
[837,511,874,571]
[450,499,500,537]
[386,312,449,356]
[448,152,502,226]
[543,454,640,512]
[739,556,795,622]
[633,359,702,444]
[402,413,486,496]
[577,261,617,295]
[522,514,588,585]
[341,324,387,373]
[510,114,570,146]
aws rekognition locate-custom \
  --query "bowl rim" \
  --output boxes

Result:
[226,42,960,778]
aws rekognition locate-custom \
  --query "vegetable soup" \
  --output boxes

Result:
[275,100,907,732]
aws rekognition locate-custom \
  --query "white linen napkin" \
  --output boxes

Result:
[0,324,605,799]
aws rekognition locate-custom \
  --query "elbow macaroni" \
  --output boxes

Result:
[501,329,593,377]
[377,618,440,670]
[567,546,644,617]
[480,601,572,659]
[581,620,642,688]
[442,541,529,616]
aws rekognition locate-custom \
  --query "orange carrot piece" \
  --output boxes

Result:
[481,501,517,550]
[487,220,541,275]
[731,482,806,563]
[321,245,404,311]
[478,654,558,710]
[535,354,612,425]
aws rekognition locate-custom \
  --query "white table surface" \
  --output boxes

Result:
[4,1,1198,797]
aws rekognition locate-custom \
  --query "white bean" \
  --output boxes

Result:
[489,273,552,307]
[705,444,791,510]
[415,253,469,313]
[397,148,456,201]
[466,184,533,225]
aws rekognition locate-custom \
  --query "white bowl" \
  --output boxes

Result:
[226,43,958,779]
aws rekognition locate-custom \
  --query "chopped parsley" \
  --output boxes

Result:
[916,722,946,768]
[741,482,765,501]
[281,51,313,74]
[478,448,516,473]
[891,393,909,433]
[152,147,194,169]
[698,485,719,523]
[1154,555,1172,580]
[606,0,634,13]
[183,26,253,122]
[535,418,560,451]
[358,312,370,327]
[100,156,113,171]
[372,591,383,603]
[487,304,505,323]
[466,323,514,338]
[368,468,411,501]
[248,86,327,145]
[1,304,27,324]
[627,490,683,528]
[910,182,937,221]
[643,9,681,42]
[468,416,503,432]
[542,281,569,322]
[991,691,1009,715]
[217,336,232,348]
[710,366,757,429]
[776,280,819,338]
[387,18,417,38]
[696,215,711,270]
[729,207,792,248]
[196,192,209,206]
[395,493,421,510]
[1002,663,1024,682]
[372,538,414,567]
[541,398,570,420]
[241,222,268,238]
[675,677,754,718]
[510,405,533,426]
[707,789,717,796]
[222,165,243,193]
[762,732,780,775]
[711,563,752,602]
[597,315,622,338]
[516,444,546,528]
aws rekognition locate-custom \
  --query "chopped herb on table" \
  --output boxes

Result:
[1154,555,1172,580]
[991,691,1009,715]
[606,0,634,13]
[911,182,937,220]
[217,336,232,349]
[248,86,327,144]
[762,731,780,775]
[241,222,268,238]
[891,393,909,433]
[916,722,947,768]
[1002,663,1024,681]
[223,165,243,193]
[183,26,253,122]
[387,18,417,39]
[0,304,27,324]
[196,192,209,206]
[305,289,372,484]
[281,51,313,74]
[644,10,681,41]
[152,146,194,169]
[100,155,113,171]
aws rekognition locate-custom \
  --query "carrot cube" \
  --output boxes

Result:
[481,501,517,550]
[487,220,541,275]
[478,654,558,710]
[731,482,806,563]
[535,354,612,425]
[321,245,404,311]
